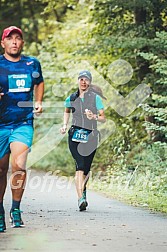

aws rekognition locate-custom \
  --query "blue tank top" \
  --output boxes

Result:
[0,55,43,127]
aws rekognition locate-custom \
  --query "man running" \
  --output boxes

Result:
[0,26,44,232]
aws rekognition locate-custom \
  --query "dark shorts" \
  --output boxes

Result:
[68,127,98,175]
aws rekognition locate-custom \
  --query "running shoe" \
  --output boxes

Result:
[82,190,88,207]
[10,209,24,228]
[78,196,87,211]
[0,213,6,232]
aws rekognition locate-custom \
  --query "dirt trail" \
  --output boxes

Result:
[0,170,167,252]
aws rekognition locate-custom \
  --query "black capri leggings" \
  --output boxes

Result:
[68,133,98,176]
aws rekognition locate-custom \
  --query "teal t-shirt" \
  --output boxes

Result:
[65,94,104,110]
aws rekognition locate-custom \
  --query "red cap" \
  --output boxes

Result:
[1,26,23,40]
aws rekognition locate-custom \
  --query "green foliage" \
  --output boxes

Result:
[139,31,167,142]
[0,0,47,49]
[92,142,167,212]
[88,0,167,212]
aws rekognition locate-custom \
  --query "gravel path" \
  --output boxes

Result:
[0,170,167,252]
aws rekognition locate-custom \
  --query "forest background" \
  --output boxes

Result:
[0,0,166,213]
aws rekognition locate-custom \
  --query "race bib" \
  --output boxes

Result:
[8,74,32,92]
[72,129,90,143]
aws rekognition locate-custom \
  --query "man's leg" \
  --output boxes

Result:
[10,142,29,227]
[0,153,10,232]
[0,128,10,210]
[0,153,10,205]
[10,142,29,203]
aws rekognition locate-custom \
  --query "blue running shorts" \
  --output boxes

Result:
[0,124,34,159]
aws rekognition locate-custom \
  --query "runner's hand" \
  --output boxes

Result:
[0,92,4,100]
[85,109,94,120]
[60,125,67,134]
[33,102,43,115]
[0,86,4,100]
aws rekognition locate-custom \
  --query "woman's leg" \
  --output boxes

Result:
[75,170,85,199]
[68,137,87,210]
[68,135,97,210]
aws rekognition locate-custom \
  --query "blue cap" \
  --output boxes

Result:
[78,70,92,81]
